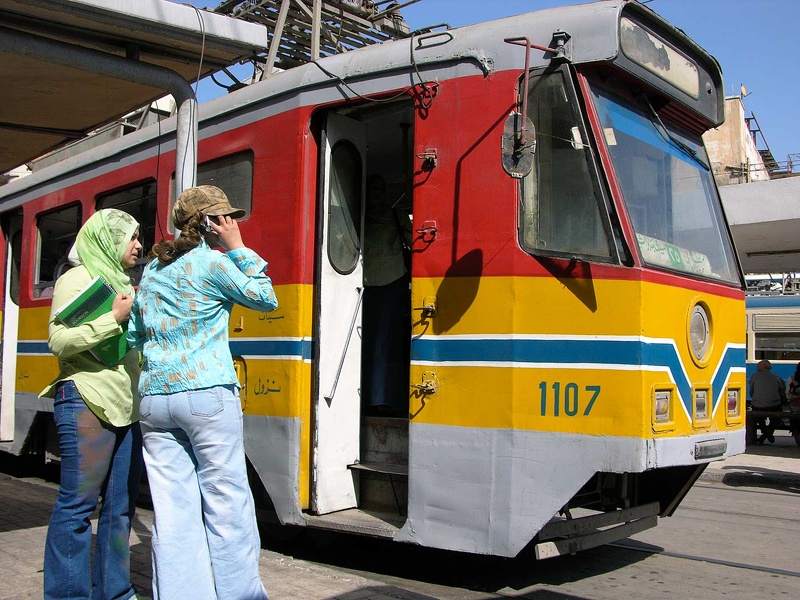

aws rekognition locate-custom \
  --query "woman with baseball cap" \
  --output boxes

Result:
[128,185,277,599]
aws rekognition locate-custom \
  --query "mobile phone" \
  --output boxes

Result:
[203,216,213,232]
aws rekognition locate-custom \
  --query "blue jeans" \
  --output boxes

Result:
[44,381,143,600]
[140,385,267,600]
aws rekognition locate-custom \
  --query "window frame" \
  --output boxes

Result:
[326,140,362,275]
[518,64,618,264]
[33,203,82,299]
[168,151,255,234]
[587,81,741,285]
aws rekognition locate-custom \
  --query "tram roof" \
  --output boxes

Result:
[0,0,269,175]
[0,0,725,202]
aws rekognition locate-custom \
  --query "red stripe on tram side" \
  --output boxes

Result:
[408,71,643,284]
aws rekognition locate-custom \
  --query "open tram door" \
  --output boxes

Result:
[0,211,22,442]
[312,112,366,515]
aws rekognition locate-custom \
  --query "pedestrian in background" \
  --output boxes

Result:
[785,361,800,441]
[749,359,787,444]
[127,186,277,600]
[41,209,144,600]
[786,361,800,408]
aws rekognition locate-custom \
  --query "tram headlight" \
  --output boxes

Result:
[688,304,710,362]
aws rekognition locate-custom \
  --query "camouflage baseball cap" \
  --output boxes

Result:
[172,185,246,229]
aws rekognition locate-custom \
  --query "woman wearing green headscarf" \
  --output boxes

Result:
[40,209,145,600]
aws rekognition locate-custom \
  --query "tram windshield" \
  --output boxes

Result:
[590,86,740,284]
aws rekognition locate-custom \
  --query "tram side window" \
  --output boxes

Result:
[168,152,254,233]
[520,69,612,260]
[34,204,82,299]
[98,181,157,287]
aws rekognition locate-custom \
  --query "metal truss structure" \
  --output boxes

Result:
[214,0,421,79]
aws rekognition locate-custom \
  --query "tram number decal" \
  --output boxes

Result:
[538,382,600,417]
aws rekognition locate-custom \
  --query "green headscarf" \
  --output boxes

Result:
[74,209,138,294]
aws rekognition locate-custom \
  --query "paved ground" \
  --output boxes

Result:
[1,432,797,600]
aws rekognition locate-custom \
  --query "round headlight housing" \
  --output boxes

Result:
[689,304,710,362]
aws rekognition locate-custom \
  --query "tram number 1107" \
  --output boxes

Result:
[539,382,601,417]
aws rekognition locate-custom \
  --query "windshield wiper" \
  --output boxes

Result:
[642,95,710,171]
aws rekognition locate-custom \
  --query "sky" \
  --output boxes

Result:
[185,0,799,166]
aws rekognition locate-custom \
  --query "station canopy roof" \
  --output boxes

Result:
[0,0,269,174]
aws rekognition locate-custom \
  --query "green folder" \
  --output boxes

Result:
[53,276,129,367]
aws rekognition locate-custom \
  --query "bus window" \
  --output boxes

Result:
[755,332,800,362]
[327,141,362,274]
[169,152,254,233]
[520,67,613,261]
[98,181,157,286]
[34,205,81,299]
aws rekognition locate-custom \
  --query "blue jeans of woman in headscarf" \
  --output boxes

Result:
[44,381,143,600]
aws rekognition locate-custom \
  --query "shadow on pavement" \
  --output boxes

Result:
[720,467,800,493]
[262,524,652,596]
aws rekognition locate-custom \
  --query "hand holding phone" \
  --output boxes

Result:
[203,215,213,232]
[208,214,245,251]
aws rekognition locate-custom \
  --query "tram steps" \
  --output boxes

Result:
[351,415,409,515]
[348,462,408,476]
